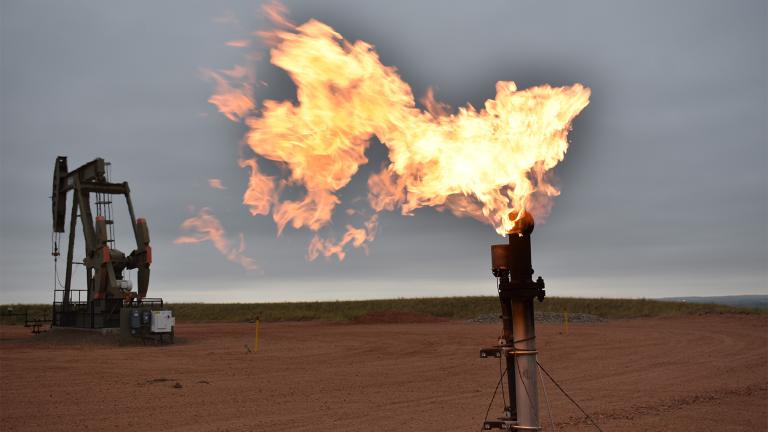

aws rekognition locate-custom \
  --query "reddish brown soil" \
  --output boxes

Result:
[351,310,449,324]
[1,315,766,431]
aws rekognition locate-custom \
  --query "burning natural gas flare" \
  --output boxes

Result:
[202,3,590,262]
[175,208,260,271]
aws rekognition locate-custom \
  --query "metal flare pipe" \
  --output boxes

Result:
[485,211,545,431]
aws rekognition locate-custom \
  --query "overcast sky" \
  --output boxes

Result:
[1,0,766,303]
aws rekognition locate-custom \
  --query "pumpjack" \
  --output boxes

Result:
[51,156,173,340]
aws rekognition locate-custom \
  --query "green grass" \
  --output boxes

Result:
[2,296,763,325]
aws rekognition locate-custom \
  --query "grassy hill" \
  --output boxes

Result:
[2,296,763,325]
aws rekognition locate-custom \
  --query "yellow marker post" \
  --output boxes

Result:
[563,308,569,335]
[254,316,260,352]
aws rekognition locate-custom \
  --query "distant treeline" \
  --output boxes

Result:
[2,296,764,325]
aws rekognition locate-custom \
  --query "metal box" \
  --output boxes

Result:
[150,310,175,333]
[491,244,512,270]
[130,309,141,329]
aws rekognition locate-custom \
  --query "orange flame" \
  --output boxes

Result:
[208,178,227,190]
[205,3,590,260]
[307,215,378,261]
[175,208,260,271]
[239,159,275,216]
[226,39,250,48]
[202,67,254,122]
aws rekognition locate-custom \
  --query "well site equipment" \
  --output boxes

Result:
[51,156,174,342]
[481,211,545,431]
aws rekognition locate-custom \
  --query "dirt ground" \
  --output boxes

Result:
[1,314,766,431]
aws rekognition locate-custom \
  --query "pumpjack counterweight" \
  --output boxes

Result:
[50,156,173,341]
[481,211,545,431]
